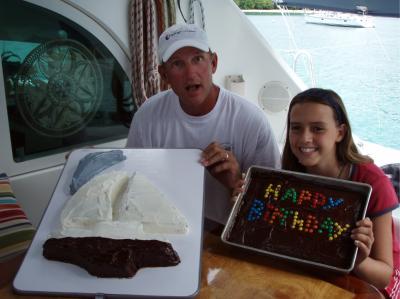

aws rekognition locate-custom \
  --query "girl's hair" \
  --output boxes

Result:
[282,88,372,171]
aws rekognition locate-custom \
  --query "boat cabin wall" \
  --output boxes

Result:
[0,0,304,227]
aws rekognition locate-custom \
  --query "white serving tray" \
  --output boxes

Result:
[14,148,205,298]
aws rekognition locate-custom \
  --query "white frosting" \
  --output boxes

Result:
[116,173,188,234]
[59,171,188,239]
[60,171,129,229]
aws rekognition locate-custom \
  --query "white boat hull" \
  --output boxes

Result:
[305,13,375,28]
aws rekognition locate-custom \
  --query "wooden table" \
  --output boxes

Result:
[198,230,383,299]
[1,229,384,299]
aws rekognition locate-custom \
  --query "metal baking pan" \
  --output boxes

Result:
[221,166,371,273]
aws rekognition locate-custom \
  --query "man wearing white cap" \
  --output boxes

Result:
[127,23,280,224]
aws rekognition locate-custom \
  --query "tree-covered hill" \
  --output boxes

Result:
[233,0,276,10]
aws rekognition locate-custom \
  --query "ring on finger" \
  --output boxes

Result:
[225,152,229,161]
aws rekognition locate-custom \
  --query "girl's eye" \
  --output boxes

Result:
[312,127,325,133]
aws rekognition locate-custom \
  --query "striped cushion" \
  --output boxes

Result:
[0,173,35,262]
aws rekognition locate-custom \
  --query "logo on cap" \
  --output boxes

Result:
[166,29,196,40]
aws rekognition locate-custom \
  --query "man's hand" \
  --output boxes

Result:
[200,142,241,189]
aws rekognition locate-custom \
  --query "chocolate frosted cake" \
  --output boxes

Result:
[224,167,370,271]
[43,237,180,278]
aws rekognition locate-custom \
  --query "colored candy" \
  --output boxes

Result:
[246,182,353,241]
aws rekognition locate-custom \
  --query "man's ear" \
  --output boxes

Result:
[211,52,218,74]
[158,65,168,81]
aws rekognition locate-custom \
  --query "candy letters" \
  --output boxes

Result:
[247,183,350,240]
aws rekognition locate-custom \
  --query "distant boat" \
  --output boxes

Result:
[304,6,375,28]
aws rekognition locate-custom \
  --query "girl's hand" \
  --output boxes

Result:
[351,217,374,264]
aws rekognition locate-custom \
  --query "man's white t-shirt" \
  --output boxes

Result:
[126,87,281,223]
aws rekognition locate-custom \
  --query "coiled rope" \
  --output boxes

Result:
[155,0,176,91]
[129,0,159,106]
[129,0,177,106]
[165,0,176,28]
[187,0,205,29]
[155,0,176,35]
[144,1,160,98]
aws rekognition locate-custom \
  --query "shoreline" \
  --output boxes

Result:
[242,9,304,15]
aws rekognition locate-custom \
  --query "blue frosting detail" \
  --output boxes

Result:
[69,150,126,195]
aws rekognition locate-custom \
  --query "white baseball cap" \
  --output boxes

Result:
[158,23,210,64]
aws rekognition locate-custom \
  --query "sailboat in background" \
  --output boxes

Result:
[277,0,399,17]
[304,6,375,28]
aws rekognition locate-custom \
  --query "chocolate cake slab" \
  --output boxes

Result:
[42,237,181,278]
[221,166,371,273]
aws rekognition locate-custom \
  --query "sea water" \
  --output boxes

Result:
[247,13,400,150]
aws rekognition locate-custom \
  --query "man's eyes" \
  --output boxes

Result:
[169,56,204,68]
[170,60,184,68]
[290,125,300,131]
[193,55,204,62]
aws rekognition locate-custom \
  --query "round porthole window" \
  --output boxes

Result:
[15,39,103,137]
[258,81,291,113]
